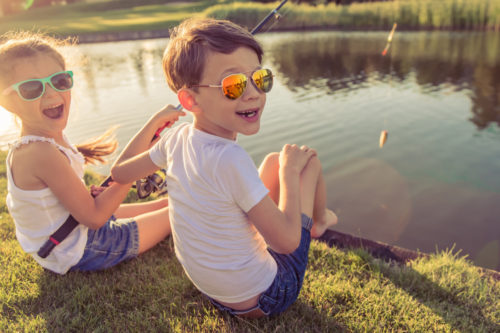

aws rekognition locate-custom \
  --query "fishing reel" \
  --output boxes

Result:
[134,169,167,199]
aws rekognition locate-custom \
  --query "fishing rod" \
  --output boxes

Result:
[252,0,288,34]
[37,0,291,259]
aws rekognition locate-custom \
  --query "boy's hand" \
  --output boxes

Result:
[279,144,317,175]
[151,104,186,141]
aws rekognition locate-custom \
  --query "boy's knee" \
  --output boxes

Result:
[264,152,280,163]
[262,152,280,169]
[309,154,322,169]
[303,155,322,177]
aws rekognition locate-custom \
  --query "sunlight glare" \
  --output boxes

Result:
[0,106,15,134]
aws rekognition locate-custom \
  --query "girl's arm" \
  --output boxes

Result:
[27,142,131,230]
[111,104,185,184]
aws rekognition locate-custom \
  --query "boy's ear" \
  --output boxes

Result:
[177,88,200,113]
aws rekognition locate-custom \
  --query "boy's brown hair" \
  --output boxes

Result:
[162,17,263,92]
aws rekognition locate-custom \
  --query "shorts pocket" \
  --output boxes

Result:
[258,294,278,315]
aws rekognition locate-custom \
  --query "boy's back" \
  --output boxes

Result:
[111,17,338,317]
[150,122,277,302]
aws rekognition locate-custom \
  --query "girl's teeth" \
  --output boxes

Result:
[43,105,63,119]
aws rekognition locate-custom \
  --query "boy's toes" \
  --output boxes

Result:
[326,209,338,227]
[310,209,338,238]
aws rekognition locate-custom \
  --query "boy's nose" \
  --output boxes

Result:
[242,79,261,100]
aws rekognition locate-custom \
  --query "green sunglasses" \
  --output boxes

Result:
[2,70,74,101]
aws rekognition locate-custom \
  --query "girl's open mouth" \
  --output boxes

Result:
[42,104,64,119]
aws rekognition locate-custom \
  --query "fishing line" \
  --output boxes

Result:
[379,23,397,149]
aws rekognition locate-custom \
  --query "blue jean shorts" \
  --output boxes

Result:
[70,215,140,272]
[207,213,313,316]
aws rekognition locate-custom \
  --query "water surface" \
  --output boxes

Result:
[1,31,499,270]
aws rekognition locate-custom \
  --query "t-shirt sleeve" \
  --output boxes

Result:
[149,131,169,169]
[217,146,269,212]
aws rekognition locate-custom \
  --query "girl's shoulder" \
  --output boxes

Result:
[10,135,58,149]
[8,137,68,191]
[9,135,77,174]
[10,136,63,159]
[10,135,77,157]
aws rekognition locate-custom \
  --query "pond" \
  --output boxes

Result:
[1,30,499,271]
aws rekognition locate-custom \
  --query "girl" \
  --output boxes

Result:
[0,31,185,274]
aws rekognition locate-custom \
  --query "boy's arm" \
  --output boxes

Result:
[247,145,315,254]
[111,104,185,183]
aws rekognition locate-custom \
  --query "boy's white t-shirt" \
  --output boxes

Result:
[149,123,277,303]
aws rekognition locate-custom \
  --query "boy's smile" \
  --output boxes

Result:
[235,107,259,122]
[190,46,267,140]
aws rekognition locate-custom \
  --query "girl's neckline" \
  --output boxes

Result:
[13,134,76,154]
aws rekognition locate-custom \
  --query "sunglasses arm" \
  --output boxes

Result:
[191,84,223,88]
[1,86,13,96]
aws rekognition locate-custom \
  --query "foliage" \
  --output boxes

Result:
[0,0,217,36]
[1,0,500,36]
[204,0,500,31]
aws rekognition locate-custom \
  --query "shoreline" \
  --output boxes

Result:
[68,26,496,44]
[71,29,172,44]
[318,229,500,281]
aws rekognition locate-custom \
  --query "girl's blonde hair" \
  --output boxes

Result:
[0,31,117,165]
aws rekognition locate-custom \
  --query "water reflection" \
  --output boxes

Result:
[1,31,499,271]
[268,31,500,130]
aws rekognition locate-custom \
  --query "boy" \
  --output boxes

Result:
[111,18,338,317]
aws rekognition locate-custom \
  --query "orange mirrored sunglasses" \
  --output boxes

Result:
[192,68,273,100]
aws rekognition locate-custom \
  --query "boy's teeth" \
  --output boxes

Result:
[237,111,257,117]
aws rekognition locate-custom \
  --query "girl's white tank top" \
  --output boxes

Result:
[5,135,88,274]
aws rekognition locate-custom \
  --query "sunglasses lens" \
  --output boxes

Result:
[51,72,73,91]
[252,69,273,93]
[18,80,44,101]
[222,74,247,100]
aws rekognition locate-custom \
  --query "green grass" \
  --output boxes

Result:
[1,149,499,331]
[0,0,218,36]
[0,0,499,38]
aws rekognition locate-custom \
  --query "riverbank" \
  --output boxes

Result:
[1,0,499,44]
[1,152,499,331]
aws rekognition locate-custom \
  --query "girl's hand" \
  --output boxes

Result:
[279,144,317,175]
[90,184,108,197]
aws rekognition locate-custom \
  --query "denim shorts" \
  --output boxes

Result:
[70,215,140,272]
[207,213,313,316]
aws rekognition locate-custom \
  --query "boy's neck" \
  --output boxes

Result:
[193,117,237,141]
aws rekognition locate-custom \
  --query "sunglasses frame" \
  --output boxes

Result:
[2,70,74,101]
[191,68,273,100]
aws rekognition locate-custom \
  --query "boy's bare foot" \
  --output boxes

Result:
[310,209,338,238]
